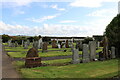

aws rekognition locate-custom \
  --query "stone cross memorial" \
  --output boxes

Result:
[82,44,90,63]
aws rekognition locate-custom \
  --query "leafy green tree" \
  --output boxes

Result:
[2,34,11,43]
[104,14,120,57]
[82,37,93,44]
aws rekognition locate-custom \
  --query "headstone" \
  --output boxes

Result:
[27,40,30,46]
[89,41,96,61]
[22,40,24,47]
[24,42,28,49]
[72,38,74,43]
[97,41,100,48]
[11,43,15,47]
[79,41,83,51]
[82,44,90,63]
[15,41,18,47]
[65,40,69,48]
[52,40,57,48]
[38,38,42,49]
[56,39,58,44]
[42,42,48,52]
[111,47,116,58]
[25,48,41,68]
[71,48,80,64]
[26,48,38,57]
[103,36,109,59]
[108,50,112,59]
[58,44,61,49]
[8,39,12,47]
[33,41,38,50]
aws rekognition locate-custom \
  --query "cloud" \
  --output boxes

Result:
[50,4,65,11]
[13,10,25,15]
[27,14,60,23]
[70,0,119,8]
[0,21,106,37]
[60,20,77,23]
[87,8,117,17]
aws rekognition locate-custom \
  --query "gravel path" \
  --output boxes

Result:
[1,44,21,79]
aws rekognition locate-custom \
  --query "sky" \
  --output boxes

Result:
[0,0,119,37]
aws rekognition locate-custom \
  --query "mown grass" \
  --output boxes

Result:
[13,59,118,78]
[6,48,102,58]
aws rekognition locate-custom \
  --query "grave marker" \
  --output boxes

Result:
[71,48,80,64]
[111,47,116,58]
[82,44,90,63]
[89,41,96,61]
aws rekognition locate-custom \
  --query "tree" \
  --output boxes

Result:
[2,34,11,43]
[104,14,120,57]
[82,37,93,44]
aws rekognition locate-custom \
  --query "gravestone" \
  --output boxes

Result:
[33,41,38,50]
[72,38,74,43]
[65,40,69,48]
[27,40,30,46]
[24,42,28,49]
[103,36,109,59]
[76,41,83,51]
[108,50,112,59]
[25,48,41,68]
[58,44,61,49]
[42,42,48,52]
[11,43,15,47]
[22,40,24,47]
[82,44,90,63]
[111,47,116,58]
[52,40,57,48]
[97,41,100,48]
[76,42,79,49]
[38,38,42,49]
[8,39,12,47]
[71,43,74,52]
[26,48,38,57]
[89,41,96,61]
[15,41,18,47]
[79,41,83,51]
[71,48,80,64]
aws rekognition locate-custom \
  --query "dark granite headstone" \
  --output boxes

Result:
[65,40,69,48]
[52,40,57,48]
[103,36,109,59]
[42,42,48,52]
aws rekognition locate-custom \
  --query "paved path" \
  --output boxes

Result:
[1,44,21,79]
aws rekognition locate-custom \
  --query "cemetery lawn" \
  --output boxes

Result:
[13,59,119,78]
[6,49,102,58]
[5,45,103,58]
